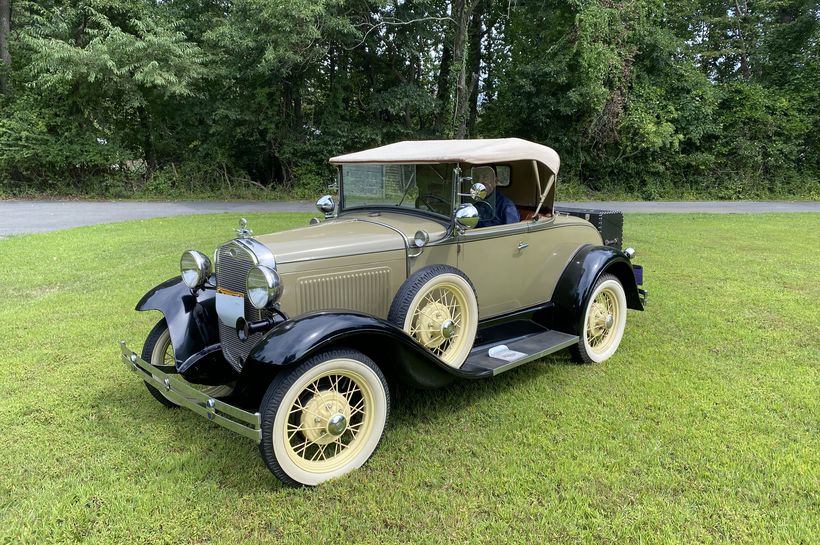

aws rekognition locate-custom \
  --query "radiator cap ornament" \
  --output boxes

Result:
[235,218,253,239]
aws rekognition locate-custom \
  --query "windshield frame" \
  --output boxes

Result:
[336,163,458,221]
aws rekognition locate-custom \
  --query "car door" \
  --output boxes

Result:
[525,216,604,302]
[456,222,543,319]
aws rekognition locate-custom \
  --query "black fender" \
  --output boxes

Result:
[552,245,644,335]
[135,276,220,367]
[243,311,480,389]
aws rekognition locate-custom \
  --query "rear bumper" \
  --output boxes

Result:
[119,341,261,443]
[638,288,648,307]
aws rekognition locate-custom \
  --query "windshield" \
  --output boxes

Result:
[340,163,455,216]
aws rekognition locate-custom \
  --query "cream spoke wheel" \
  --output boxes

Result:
[573,274,628,364]
[389,266,479,369]
[260,349,390,487]
[141,319,233,407]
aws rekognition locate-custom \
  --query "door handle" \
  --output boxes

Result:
[517,242,529,250]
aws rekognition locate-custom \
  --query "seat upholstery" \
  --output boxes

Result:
[517,206,550,221]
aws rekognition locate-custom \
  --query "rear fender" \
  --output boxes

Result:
[135,276,219,365]
[244,312,469,389]
[552,245,643,335]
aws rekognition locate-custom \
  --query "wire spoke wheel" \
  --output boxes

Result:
[408,283,468,360]
[282,369,374,470]
[141,319,233,407]
[586,288,620,351]
[572,274,627,364]
[389,266,478,369]
[260,349,390,486]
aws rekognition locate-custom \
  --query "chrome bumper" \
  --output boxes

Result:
[119,341,262,443]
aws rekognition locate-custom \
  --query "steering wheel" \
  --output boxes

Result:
[416,194,451,212]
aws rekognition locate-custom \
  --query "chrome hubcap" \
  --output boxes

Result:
[300,390,351,445]
[604,313,614,329]
[440,319,456,339]
[326,413,347,436]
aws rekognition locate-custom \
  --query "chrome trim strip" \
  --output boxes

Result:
[354,217,413,277]
[119,341,262,443]
[234,238,276,269]
[491,335,579,376]
[455,221,591,243]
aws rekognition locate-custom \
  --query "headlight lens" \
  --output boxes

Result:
[246,265,282,309]
[180,250,212,289]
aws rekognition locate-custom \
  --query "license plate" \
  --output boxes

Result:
[216,288,245,328]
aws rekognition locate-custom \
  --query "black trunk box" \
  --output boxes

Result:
[554,207,624,250]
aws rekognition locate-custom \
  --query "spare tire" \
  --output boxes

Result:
[388,265,479,368]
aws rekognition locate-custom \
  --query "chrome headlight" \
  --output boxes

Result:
[180,250,212,289]
[246,265,283,309]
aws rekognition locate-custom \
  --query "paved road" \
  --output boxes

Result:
[0,199,817,238]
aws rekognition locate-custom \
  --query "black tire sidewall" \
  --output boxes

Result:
[140,319,178,408]
[570,273,626,364]
[258,347,390,487]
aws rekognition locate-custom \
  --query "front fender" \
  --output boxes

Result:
[244,311,473,389]
[552,245,643,335]
[135,276,219,365]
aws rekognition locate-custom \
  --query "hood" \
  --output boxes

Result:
[254,217,407,265]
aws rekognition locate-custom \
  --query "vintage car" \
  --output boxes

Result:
[119,138,646,486]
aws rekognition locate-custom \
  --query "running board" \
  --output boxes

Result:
[460,329,579,376]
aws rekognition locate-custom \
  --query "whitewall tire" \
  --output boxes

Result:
[388,265,479,369]
[571,274,627,364]
[259,349,390,486]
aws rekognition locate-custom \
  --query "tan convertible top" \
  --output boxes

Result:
[329,138,560,175]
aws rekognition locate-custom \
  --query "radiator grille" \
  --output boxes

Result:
[298,267,391,317]
[216,242,265,370]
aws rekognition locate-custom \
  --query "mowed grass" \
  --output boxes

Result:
[0,213,817,545]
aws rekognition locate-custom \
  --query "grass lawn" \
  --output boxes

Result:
[0,213,817,544]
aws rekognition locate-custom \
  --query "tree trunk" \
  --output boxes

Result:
[466,0,485,137]
[0,0,11,95]
[451,0,475,138]
[734,0,752,80]
[137,106,157,175]
[435,36,453,133]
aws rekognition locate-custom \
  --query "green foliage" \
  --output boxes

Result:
[0,0,817,198]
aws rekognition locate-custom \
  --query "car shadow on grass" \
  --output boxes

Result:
[390,351,581,430]
[96,351,582,491]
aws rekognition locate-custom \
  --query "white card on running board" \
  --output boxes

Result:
[488,345,527,362]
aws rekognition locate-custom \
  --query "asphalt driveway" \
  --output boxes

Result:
[0,199,817,238]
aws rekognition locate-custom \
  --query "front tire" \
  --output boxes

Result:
[571,273,628,363]
[140,319,233,407]
[259,348,390,487]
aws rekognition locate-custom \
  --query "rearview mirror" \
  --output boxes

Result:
[470,182,487,201]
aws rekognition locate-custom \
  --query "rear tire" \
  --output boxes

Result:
[570,274,627,363]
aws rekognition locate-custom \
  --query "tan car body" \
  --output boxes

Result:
[259,212,601,321]
[122,138,644,487]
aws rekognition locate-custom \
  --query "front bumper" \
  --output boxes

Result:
[119,341,262,443]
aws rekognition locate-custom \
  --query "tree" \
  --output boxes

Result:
[0,0,10,94]
[0,0,817,198]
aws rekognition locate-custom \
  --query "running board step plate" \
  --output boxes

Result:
[461,330,579,376]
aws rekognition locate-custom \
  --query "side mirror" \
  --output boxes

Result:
[470,182,487,201]
[316,195,335,219]
[454,203,479,230]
